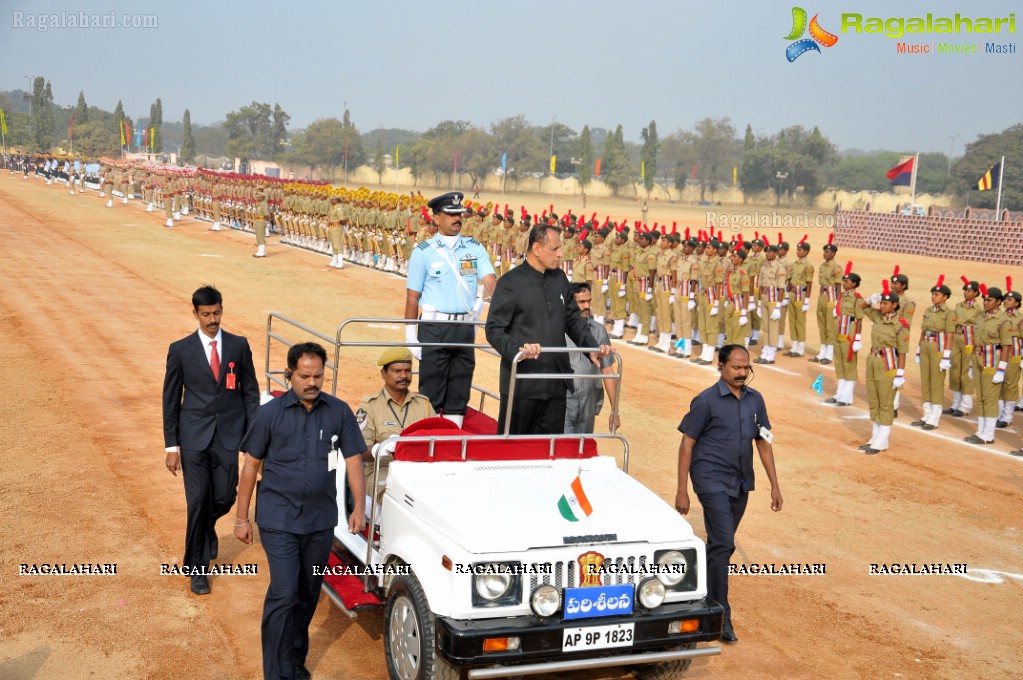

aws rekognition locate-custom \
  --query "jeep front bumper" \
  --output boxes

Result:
[436,598,723,674]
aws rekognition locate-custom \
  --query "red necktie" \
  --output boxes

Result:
[210,340,221,381]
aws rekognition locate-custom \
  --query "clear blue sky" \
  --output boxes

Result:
[2,0,1019,154]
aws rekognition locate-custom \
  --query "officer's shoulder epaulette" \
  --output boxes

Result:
[899,318,910,329]
[415,241,431,251]
[464,237,482,246]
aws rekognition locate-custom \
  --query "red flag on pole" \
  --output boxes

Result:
[595,158,602,177]
[690,164,697,181]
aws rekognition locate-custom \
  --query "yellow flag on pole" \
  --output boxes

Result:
[0,109,7,136]
[395,145,399,167]
[733,166,738,186]
[641,160,646,180]
[550,155,557,174]
[119,120,125,145]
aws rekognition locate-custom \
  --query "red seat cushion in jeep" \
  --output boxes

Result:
[393,417,597,462]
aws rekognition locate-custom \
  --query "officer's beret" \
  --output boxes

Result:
[891,274,909,286]
[778,241,790,249]
[931,285,952,297]
[823,243,838,252]
[378,347,414,367]
[985,287,1004,301]
[765,244,779,253]
[1006,291,1022,303]
[597,227,611,238]
[685,237,699,247]
[427,192,467,214]
[796,241,811,251]
[843,272,862,285]
[962,279,980,292]
[880,291,900,304]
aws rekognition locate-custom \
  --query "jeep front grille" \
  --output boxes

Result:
[527,554,650,593]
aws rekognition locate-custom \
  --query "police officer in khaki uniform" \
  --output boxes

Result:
[997,281,1022,428]
[589,227,611,324]
[785,239,814,357]
[356,348,436,500]
[965,286,1011,444]
[608,227,631,339]
[826,266,864,406]
[253,189,270,258]
[745,238,766,345]
[911,277,955,431]
[946,278,982,417]
[673,237,699,359]
[857,282,910,454]
[812,237,842,364]
[754,245,784,364]
[651,231,678,353]
[889,268,915,417]
[723,248,751,347]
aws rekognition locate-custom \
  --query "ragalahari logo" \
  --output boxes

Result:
[785,7,839,61]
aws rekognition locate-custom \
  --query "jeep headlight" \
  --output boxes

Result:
[530,584,560,617]
[656,550,688,586]
[638,577,666,609]
[476,572,512,601]
[470,562,521,607]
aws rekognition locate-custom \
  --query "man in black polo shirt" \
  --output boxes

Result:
[675,344,783,643]
[235,342,367,680]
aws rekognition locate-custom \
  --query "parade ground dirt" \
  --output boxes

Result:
[0,174,1020,680]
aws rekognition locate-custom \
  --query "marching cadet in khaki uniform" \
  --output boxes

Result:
[651,231,677,353]
[626,228,642,331]
[714,241,732,345]
[754,245,785,364]
[252,189,270,258]
[629,230,659,347]
[513,213,531,268]
[723,248,752,347]
[692,240,724,365]
[501,213,518,277]
[775,240,793,353]
[673,237,699,359]
[571,238,594,285]
[945,278,982,417]
[211,179,224,231]
[964,285,1011,445]
[826,265,864,407]
[911,277,956,431]
[889,267,915,417]
[785,239,814,357]
[561,223,578,281]
[811,237,842,364]
[745,238,766,346]
[608,228,631,339]
[997,281,1022,428]
[327,194,348,269]
[589,228,610,324]
[856,281,910,454]
[163,175,176,228]
[357,348,436,501]
[486,212,503,271]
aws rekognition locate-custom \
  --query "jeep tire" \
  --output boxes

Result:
[384,571,460,680]
[628,644,694,680]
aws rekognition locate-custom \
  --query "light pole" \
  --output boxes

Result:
[24,75,33,148]
[947,134,960,179]
[776,171,788,206]
[549,116,556,170]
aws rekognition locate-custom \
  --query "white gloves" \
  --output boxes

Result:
[470,297,485,322]
[867,293,882,306]
[617,288,626,298]
[851,334,862,353]
[495,258,502,267]
[371,439,398,459]
[993,361,1007,384]
[739,313,748,327]
[939,351,951,372]
[710,301,719,316]
[914,348,921,365]
[747,301,756,312]
[644,291,653,301]
[601,283,608,294]
[801,299,810,313]
[405,324,422,360]
[893,369,905,389]
[770,305,782,321]
[669,294,675,304]
[688,299,697,311]
[781,297,789,307]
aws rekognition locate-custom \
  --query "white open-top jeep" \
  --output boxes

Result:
[264,315,724,680]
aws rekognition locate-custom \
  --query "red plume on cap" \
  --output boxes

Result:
[892,265,900,278]
[503,204,508,215]
[602,217,609,228]
[615,222,623,232]
[935,274,945,288]
[579,229,589,241]
[549,204,554,214]
[577,215,585,227]
[685,227,691,239]
[754,231,760,240]
[960,275,970,286]
[882,279,891,296]
[717,229,723,241]
[672,221,677,234]
[777,232,783,245]
[420,206,429,217]
[828,233,835,246]
[661,225,666,235]
[541,209,547,218]
[798,234,808,245]
[844,261,853,276]
[520,206,527,217]
[980,283,989,297]
[1007,276,1013,292]
[591,212,597,221]
[533,214,539,223]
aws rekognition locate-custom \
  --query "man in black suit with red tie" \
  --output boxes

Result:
[163,285,260,595]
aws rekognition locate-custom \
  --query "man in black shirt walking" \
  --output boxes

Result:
[486,224,613,434]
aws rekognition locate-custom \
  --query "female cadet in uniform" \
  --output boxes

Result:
[723,248,751,347]
[996,279,1022,429]
[910,276,955,431]
[857,280,910,454]
[965,285,1012,445]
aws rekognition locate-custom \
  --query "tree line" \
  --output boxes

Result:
[0,81,1017,209]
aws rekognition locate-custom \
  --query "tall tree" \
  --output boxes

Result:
[224,101,278,161]
[151,98,163,152]
[950,123,1023,211]
[578,125,594,191]
[690,117,740,201]
[270,103,289,158]
[180,109,195,163]
[640,120,659,193]
[340,107,366,169]
[32,78,55,150]
[288,118,345,176]
[601,124,632,195]
[490,115,545,178]
[74,91,89,124]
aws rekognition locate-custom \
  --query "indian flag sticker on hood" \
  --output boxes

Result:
[557,475,593,522]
